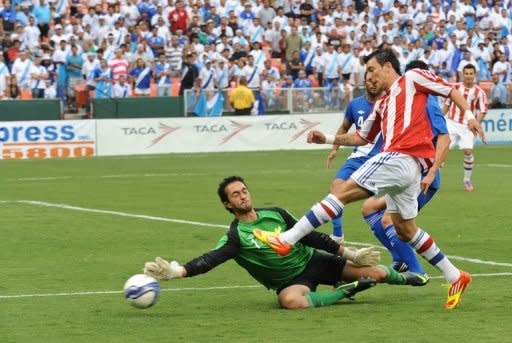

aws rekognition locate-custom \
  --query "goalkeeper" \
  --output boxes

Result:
[144,176,426,309]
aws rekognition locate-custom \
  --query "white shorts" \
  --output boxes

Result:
[447,118,474,150]
[351,152,421,220]
[134,88,151,95]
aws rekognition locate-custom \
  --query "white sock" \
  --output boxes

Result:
[463,154,474,181]
[409,228,460,283]
[280,194,344,245]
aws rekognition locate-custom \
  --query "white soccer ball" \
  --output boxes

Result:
[123,274,160,309]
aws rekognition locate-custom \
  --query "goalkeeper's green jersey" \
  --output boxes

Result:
[183,207,340,290]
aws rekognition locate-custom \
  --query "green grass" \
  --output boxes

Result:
[1,146,512,342]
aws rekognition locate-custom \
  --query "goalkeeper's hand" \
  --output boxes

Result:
[342,246,381,266]
[143,257,185,280]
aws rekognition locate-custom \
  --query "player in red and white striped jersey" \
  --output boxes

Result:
[254,50,486,310]
[443,64,488,192]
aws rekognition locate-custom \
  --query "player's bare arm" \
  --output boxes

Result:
[421,133,450,194]
[449,89,487,143]
[326,119,352,169]
[307,130,367,146]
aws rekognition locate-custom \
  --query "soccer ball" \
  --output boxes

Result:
[123,274,160,309]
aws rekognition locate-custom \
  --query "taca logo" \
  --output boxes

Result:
[0,125,75,143]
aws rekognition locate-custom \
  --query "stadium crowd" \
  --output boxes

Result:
[0,0,511,108]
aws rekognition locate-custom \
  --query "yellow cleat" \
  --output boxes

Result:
[253,228,293,256]
[445,270,472,310]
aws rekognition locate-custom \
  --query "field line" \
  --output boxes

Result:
[14,200,229,229]
[4,200,512,268]
[2,273,512,300]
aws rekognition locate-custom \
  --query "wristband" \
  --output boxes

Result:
[464,110,476,121]
[325,134,335,144]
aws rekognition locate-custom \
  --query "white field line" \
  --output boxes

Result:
[3,200,512,268]
[1,273,512,300]
[15,200,229,229]
[5,163,511,182]
[9,200,512,267]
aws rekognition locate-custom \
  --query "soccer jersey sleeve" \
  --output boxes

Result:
[408,69,454,98]
[356,100,382,143]
[183,222,241,277]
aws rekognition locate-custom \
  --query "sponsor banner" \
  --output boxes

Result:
[0,120,96,160]
[96,113,344,156]
[480,109,512,144]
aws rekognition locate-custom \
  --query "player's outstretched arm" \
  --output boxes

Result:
[307,130,366,146]
[144,257,187,280]
[326,119,352,169]
[421,133,450,194]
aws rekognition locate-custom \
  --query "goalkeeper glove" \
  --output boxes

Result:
[143,257,185,280]
[342,246,381,266]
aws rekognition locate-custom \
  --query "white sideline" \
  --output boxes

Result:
[3,199,512,268]
[1,273,512,300]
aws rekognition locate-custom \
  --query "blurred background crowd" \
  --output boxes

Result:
[1,0,511,111]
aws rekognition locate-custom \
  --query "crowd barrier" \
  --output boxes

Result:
[0,110,511,160]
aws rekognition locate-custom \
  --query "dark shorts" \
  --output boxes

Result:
[277,251,346,294]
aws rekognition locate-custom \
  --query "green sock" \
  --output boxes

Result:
[305,288,348,308]
[378,265,405,285]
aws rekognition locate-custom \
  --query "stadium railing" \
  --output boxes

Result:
[183,87,358,116]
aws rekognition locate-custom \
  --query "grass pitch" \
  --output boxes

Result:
[1,146,511,342]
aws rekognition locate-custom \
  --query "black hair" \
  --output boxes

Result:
[404,60,429,72]
[462,63,476,72]
[217,176,247,213]
[363,48,401,75]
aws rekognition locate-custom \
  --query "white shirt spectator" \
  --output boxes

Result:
[113,82,132,97]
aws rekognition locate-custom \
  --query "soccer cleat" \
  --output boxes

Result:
[464,180,474,192]
[329,234,345,245]
[253,229,293,256]
[337,278,377,299]
[445,270,472,310]
[402,271,430,287]
[391,261,409,273]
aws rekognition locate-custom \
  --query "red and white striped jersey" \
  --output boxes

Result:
[444,83,488,124]
[356,69,454,160]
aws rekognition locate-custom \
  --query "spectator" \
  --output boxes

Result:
[32,0,51,38]
[6,75,20,99]
[179,52,199,96]
[129,58,152,96]
[66,45,84,101]
[109,49,129,81]
[93,59,113,99]
[288,50,303,80]
[154,54,172,96]
[113,75,132,98]
[169,0,189,33]
[490,74,508,109]
[284,26,302,63]
[30,55,48,99]
[11,49,32,90]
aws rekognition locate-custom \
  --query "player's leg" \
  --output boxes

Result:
[463,148,474,191]
[361,197,398,259]
[277,178,369,245]
[342,260,427,286]
[388,192,472,309]
[329,159,362,242]
[254,153,390,254]
[361,197,425,273]
[277,253,374,308]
